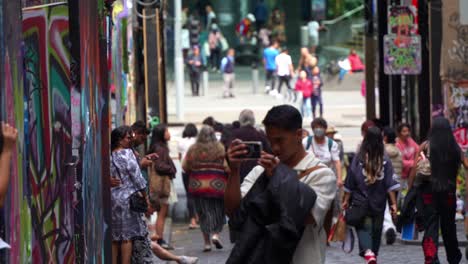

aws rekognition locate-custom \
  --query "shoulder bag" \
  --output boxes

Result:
[112,153,148,213]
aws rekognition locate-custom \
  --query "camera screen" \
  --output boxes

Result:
[240,141,262,159]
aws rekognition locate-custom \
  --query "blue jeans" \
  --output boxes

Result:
[302,97,312,118]
[339,68,349,81]
[356,214,384,257]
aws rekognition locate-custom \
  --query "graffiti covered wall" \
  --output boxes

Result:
[22,3,74,263]
[76,0,111,262]
[1,0,27,263]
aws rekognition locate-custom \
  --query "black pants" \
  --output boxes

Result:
[265,69,276,89]
[277,75,295,101]
[312,94,323,118]
[420,183,461,264]
[189,73,200,96]
[182,172,197,219]
[210,48,221,69]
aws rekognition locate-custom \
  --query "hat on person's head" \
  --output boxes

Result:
[247,13,256,22]
[326,126,338,134]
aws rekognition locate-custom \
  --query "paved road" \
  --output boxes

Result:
[166,224,468,264]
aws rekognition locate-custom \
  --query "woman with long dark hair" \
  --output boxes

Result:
[343,127,399,264]
[408,117,462,264]
[110,126,148,264]
[148,124,177,250]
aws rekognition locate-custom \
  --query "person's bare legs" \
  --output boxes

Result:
[150,241,181,262]
[112,242,119,264]
[203,232,211,247]
[156,204,168,239]
[121,240,133,264]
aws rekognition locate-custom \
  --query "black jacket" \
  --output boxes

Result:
[396,186,424,233]
[226,164,317,264]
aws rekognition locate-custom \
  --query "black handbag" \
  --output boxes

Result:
[112,154,148,213]
[345,192,369,227]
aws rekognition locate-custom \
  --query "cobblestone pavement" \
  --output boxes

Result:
[167,224,468,264]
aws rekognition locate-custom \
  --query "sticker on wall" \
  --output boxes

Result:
[388,5,418,36]
[384,34,422,75]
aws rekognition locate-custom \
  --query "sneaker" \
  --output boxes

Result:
[212,235,223,249]
[203,245,212,252]
[269,90,278,96]
[275,93,283,100]
[364,250,377,264]
[265,86,271,93]
[385,228,396,245]
[157,239,174,250]
[179,256,199,264]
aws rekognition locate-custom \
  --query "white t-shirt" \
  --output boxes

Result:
[275,53,292,77]
[308,21,320,38]
[241,153,336,264]
[302,137,340,167]
[178,137,196,161]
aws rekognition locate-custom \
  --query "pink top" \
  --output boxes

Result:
[396,137,419,178]
[348,54,365,72]
[295,79,313,98]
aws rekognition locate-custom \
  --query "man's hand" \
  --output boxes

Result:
[110,177,121,187]
[258,151,280,177]
[336,178,344,188]
[341,200,349,210]
[227,139,247,171]
[2,122,18,151]
[390,204,398,219]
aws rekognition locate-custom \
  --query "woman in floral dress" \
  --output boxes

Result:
[110,126,148,264]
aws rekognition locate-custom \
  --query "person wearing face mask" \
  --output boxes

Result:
[303,118,342,187]
[303,118,342,241]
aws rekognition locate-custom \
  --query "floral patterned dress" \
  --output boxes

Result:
[110,149,148,241]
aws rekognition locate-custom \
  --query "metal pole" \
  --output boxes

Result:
[252,65,258,94]
[203,70,209,96]
[174,0,184,120]
[364,0,376,120]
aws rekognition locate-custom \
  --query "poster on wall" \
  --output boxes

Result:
[384,34,422,75]
[311,0,326,21]
[444,82,468,152]
[388,5,418,36]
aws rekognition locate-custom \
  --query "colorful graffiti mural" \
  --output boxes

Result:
[22,3,74,263]
[76,0,111,262]
[1,0,27,263]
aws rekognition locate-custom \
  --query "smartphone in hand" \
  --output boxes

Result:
[238,141,262,160]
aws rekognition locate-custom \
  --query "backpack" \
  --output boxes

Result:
[306,136,333,153]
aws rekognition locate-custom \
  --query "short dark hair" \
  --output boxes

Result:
[182,123,198,138]
[397,123,411,133]
[311,117,327,129]
[132,120,150,135]
[262,105,302,131]
[213,122,224,133]
[383,127,397,144]
[202,116,216,127]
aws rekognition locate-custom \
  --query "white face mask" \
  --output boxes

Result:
[313,128,326,138]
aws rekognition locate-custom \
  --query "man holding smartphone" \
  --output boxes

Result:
[225,105,336,264]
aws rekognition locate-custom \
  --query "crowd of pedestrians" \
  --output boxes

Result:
[107,108,468,264]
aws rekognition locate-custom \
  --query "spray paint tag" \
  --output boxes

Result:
[461,0,468,25]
